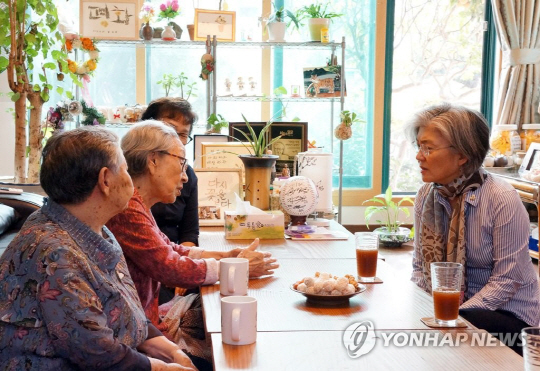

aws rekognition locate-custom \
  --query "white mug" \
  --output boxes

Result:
[221,296,257,345]
[220,258,249,296]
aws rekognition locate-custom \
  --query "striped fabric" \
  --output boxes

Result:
[412,173,540,326]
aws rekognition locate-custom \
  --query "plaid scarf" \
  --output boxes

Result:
[419,168,487,301]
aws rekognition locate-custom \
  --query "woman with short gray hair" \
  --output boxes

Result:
[107,120,278,367]
[408,103,540,355]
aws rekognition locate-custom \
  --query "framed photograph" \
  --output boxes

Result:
[201,142,252,181]
[194,9,236,42]
[80,0,141,40]
[195,168,242,226]
[193,134,228,167]
[268,122,308,175]
[303,65,346,98]
[228,122,266,143]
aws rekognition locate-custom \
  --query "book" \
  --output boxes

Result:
[285,227,349,241]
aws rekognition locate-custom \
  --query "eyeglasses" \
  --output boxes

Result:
[415,143,454,157]
[157,151,189,172]
[177,133,193,144]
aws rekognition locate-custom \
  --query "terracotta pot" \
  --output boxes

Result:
[187,24,195,41]
[239,155,278,210]
[142,22,153,41]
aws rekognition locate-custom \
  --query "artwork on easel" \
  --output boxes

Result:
[80,0,140,40]
[303,65,346,98]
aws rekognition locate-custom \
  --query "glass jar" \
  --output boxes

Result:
[490,125,520,157]
[522,124,540,151]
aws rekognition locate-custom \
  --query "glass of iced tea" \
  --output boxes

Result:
[355,232,379,282]
[430,262,463,326]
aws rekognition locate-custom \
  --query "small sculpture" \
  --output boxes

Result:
[281,164,290,178]
[225,78,232,92]
[237,77,245,91]
[248,77,257,91]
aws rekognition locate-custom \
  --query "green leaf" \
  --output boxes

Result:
[11,92,21,102]
[43,62,56,70]
[39,74,46,82]
[40,90,49,102]
[24,33,37,45]
[274,86,287,96]
[65,91,73,99]
[385,186,392,204]
[51,50,62,60]
[33,84,40,92]
[0,56,8,71]
[56,86,63,95]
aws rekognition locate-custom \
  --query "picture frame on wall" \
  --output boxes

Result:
[194,9,236,41]
[80,0,141,40]
[228,122,266,144]
[303,65,345,98]
[268,122,308,175]
[195,168,242,226]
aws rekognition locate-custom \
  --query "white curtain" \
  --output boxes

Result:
[492,0,540,127]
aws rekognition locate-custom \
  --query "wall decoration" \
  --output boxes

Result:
[268,122,308,175]
[193,134,228,167]
[80,0,141,40]
[519,142,540,182]
[200,142,252,180]
[303,65,345,98]
[228,122,266,143]
[194,9,236,42]
[195,168,242,226]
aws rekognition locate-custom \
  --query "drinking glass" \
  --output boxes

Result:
[522,327,540,371]
[430,262,462,326]
[355,232,379,282]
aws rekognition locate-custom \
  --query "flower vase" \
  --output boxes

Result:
[239,155,278,210]
[142,22,153,41]
[161,25,176,41]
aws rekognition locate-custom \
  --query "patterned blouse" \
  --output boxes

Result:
[0,200,152,370]
[107,189,218,331]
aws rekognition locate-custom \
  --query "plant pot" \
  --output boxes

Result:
[373,226,412,247]
[161,25,177,41]
[239,155,278,210]
[268,21,286,42]
[187,24,195,40]
[307,18,330,42]
[142,22,153,41]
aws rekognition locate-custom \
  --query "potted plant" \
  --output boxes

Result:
[206,113,229,134]
[233,115,282,210]
[363,187,414,247]
[158,0,181,40]
[265,3,300,42]
[335,110,363,140]
[156,72,197,99]
[296,2,342,42]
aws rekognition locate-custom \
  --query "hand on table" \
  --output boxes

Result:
[149,357,196,371]
[235,238,279,277]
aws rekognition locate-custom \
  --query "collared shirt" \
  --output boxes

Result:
[106,188,218,332]
[0,199,151,370]
[151,165,199,245]
[412,173,540,326]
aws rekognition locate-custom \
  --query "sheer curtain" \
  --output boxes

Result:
[491,0,540,127]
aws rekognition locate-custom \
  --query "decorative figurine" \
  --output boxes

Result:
[237,77,245,91]
[225,78,232,92]
[248,77,257,91]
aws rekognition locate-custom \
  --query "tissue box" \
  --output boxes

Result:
[224,211,285,239]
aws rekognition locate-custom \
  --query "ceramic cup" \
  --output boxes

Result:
[221,296,257,345]
[220,258,249,296]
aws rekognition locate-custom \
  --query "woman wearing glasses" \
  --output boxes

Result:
[408,103,540,354]
[142,97,199,247]
[107,121,278,368]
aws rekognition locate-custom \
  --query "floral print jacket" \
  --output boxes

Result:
[0,200,152,370]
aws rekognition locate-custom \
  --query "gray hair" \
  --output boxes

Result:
[406,103,490,175]
[41,126,121,204]
[121,120,182,178]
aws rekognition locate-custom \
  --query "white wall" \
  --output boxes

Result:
[0,72,15,178]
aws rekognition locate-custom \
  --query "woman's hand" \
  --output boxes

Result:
[236,238,279,277]
[139,336,196,370]
[149,357,197,370]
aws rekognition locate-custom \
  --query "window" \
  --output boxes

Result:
[387,0,488,192]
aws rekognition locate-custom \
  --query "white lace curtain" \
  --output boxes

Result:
[492,0,540,127]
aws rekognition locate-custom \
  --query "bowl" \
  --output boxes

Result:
[290,284,366,304]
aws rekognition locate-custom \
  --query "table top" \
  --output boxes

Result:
[210,330,523,371]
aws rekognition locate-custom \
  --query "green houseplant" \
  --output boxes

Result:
[206,113,229,134]
[296,2,342,41]
[233,115,282,210]
[265,3,300,42]
[157,72,197,99]
[363,187,414,247]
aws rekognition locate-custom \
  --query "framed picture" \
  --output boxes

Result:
[268,122,308,175]
[228,122,266,143]
[201,142,252,181]
[193,134,228,167]
[303,65,346,98]
[520,143,540,175]
[195,168,242,226]
[194,9,236,42]
[80,0,141,40]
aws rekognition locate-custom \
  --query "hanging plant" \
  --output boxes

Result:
[334,110,363,140]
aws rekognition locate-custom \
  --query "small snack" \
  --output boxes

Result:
[295,272,360,296]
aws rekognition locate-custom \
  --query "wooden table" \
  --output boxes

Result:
[199,225,524,370]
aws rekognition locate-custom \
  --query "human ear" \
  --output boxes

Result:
[97,167,111,196]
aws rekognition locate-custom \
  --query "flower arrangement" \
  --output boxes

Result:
[139,2,156,24]
[158,0,180,24]
[81,100,106,126]
[65,35,99,78]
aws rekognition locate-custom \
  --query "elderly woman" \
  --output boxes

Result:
[0,127,195,370]
[106,121,278,365]
[408,103,540,354]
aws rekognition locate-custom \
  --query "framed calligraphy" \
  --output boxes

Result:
[200,142,252,181]
[194,168,242,226]
[268,122,308,175]
[80,0,141,40]
[193,134,228,167]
